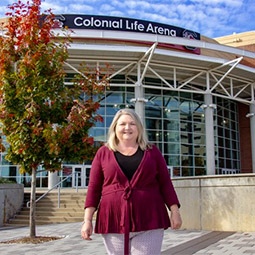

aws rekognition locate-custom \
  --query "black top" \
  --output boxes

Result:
[114,147,144,181]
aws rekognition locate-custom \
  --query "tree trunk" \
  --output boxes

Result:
[29,168,37,238]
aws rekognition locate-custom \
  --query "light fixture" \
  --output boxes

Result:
[246,113,255,118]
[209,104,217,109]
[201,104,208,110]
[130,98,148,103]
[201,104,217,110]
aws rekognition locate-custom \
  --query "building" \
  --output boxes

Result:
[0,15,255,188]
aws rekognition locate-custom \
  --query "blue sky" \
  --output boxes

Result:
[0,0,254,38]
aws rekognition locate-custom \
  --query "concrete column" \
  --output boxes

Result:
[135,63,145,125]
[48,171,59,189]
[204,93,216,175]
[250,103,255,173]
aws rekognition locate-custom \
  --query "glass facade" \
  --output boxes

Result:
[144,88,206,177]
[0,77,242,186]
[88,85,135,142]
[214,97,240,174]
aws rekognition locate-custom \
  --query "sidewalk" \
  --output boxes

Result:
[0,222,255,254]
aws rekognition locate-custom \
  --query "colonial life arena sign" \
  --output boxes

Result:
[54,14,200,53]
[55,15,200,40]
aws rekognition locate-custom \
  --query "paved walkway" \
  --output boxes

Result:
[0,223,255,254]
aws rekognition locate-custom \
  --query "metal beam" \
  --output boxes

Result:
[251,83,255,101]
[178,71,205,89]
[107,62,135,80]
[210,57,243,72]
[126,42,158,78]
[234,84,250,98]
[64,61,89,80]
[210,57,243,92]
[210,72,231,97]
[140,42,158,81]
[147,66,174,89]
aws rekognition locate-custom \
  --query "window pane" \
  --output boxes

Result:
[181,144,193,155]
[147,130,162,141]
[145,118,162,129]
[164,131,179,142]
[181,132,193,144]
[181,121,193,132]
[164,143,180,154]
[164,120,179,131]
[164,155,180,166]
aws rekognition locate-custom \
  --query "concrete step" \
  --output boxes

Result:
[36,203,84,209]
[7,189,88,226]
[18,211,84,216]
[36,199,85,203]
[8,218,83,225]
[11,215,83,221]
[24,192,87,196]
[36,195,86,199]
[21,207,84,213]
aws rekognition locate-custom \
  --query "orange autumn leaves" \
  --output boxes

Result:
[0,0,109,174]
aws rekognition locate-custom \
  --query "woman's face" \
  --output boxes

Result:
[115,114,138,144]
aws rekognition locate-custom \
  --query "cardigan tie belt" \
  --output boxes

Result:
[102,185,155,255]
[122,185,132,200]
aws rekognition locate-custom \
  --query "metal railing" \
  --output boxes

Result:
[27,172,79,208]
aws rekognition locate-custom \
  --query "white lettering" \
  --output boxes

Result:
[74,17,123,29]
[158,27,164,35]
[146,23,154,33]
[137,23,144,31]
[83,18,91,26]
[126,20,131,30]
[94,19,101,27]
[146,23,176,36]
[74,17,83,26]
[125,20,144,31]
[73,17,178,37]
[112,20,121,29]
[101,20,109,27]
[169,29,176,36]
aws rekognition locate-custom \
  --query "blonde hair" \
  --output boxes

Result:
[106,108,149,151]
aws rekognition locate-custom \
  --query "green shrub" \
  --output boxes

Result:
[0,177,16,184]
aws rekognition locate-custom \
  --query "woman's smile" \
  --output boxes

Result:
[116,114,138,143]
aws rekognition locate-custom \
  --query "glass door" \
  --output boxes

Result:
[72,165,91,188]
[84,165,91,187]
[72,166,84,188]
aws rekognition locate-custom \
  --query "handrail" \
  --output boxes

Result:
[27,172,78,208]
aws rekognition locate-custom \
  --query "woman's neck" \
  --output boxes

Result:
[117,141,138,148]
[117,142,138,155]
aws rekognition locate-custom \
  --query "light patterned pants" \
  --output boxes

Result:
[102,229,164,255]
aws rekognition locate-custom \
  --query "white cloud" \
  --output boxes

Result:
[69,4,94,12]
[41,2,65,13]
[191,0,243,7]
[109,11,125,16]
[0,0,253,38]
[100,4,115,12]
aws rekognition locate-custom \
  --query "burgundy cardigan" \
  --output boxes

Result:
[85,145,180,254]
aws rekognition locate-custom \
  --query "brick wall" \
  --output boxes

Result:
[238,102,252,173]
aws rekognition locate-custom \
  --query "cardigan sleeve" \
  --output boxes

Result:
[153,145,180,210]
[84,147,104,209]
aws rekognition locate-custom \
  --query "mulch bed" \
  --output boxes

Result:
[0,236,64,244]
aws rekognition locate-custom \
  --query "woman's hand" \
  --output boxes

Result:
[170,210,182,230]
[81,221,93,240]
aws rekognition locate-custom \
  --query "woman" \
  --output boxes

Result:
[81,108,182,255]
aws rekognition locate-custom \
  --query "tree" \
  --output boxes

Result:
[0,0,108,238]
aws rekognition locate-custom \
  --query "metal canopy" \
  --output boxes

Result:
[64,40,255,104]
